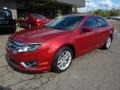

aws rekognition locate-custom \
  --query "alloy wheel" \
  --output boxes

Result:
[57,51,72,70]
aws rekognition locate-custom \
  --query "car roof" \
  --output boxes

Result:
[0,9,11,12]
[64,14,102,18]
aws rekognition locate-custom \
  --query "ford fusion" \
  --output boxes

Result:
[6,15,114,73]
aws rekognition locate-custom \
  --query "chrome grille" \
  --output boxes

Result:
[7,39,25,53]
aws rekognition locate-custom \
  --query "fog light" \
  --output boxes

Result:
[26,61,37,68]
[21,61,37,68]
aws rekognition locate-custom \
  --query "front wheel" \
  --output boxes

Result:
[52,47,73,73]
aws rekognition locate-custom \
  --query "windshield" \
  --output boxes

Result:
[45,16,84,30]
[31,14,46,19]
[0,9,12,19]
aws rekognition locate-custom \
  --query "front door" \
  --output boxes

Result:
[75,16,98,56]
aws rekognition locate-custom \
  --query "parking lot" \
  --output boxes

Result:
[0,20,120,90]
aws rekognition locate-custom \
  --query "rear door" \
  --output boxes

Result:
[96,17,111,48]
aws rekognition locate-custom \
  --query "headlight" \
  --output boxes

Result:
[18,44,41,52]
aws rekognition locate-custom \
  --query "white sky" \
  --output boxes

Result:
[79,0,120,12]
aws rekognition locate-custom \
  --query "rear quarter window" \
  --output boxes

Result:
[97,17,108,27]
[83,17,98,29]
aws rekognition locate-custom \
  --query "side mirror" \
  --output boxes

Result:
[82,27,92,32]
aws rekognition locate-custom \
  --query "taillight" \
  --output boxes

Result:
[36,19,41,22]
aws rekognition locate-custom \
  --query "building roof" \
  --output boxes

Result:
[55,0,85,7]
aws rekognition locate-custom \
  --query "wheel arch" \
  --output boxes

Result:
[56,44,76,59]
[51,44,76,72]
[110,34,113,41]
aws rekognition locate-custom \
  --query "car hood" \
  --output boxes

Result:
[11,27,69,43]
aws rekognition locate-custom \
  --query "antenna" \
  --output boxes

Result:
[86,0,91,12]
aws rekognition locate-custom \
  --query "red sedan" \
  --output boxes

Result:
[6,14,114,73]
[19,13,51,28]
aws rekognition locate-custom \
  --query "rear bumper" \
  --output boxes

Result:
[19,22,44,28]
[19,22,29,28]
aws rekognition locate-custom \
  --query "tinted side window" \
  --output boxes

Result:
[97,17,108,27]
[31,14,46,19]
[83,17,98,29]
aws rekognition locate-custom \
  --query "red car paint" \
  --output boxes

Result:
[19,13,51,28]
[6,14,114,73]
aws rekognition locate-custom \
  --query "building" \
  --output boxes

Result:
[0,0,85,19]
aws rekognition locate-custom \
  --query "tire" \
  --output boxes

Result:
[11,29,16,33]
[10,25,16,33]
[52,46,73,73]
[28,24,32,29]
[10,21,16,33]
[101,36,112,50]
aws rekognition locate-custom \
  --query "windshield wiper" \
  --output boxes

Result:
[44,25,53,28]
[44,25,70,30]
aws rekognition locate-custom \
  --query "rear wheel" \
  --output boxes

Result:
[52,46,73,73]
[101,36,112,50]
[28,24,32,29]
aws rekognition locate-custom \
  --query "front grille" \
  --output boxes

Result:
[7,39,25,53]
[0,20,9,25]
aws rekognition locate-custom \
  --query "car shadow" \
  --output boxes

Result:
[0,86,12,90]
[0,31,13,35]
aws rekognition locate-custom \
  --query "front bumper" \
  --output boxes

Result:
[6,48,52,73]
[20,22,29,28]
